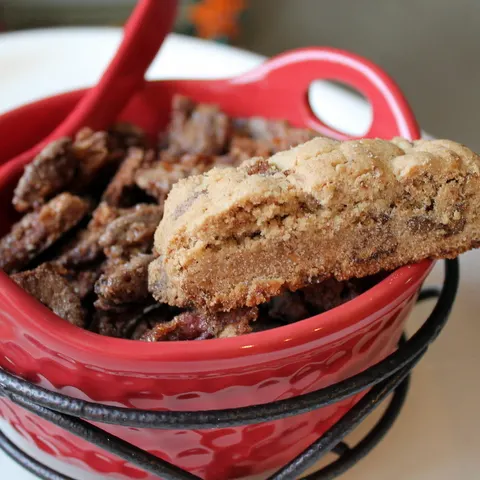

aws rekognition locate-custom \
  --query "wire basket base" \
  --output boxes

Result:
[0,376,409,480]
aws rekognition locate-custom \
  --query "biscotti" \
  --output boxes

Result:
[149,137,480,311]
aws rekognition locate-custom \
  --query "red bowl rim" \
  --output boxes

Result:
[0,87,434,363]
[6,260,432,362]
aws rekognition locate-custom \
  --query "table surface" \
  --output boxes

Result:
[0,28,479,480]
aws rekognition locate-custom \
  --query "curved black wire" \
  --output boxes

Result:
[417,287,441,302]
[302,340,411,479]
[0,430,72,480]
[272,366,413,479]
[1,393,200,480]
[304,376,409,479]
[0,375,411,480]
[0,259,459,429]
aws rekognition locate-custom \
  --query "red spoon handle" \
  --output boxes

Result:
[234,47,421,141]
[50,0,177,137]
[9,0,177,170]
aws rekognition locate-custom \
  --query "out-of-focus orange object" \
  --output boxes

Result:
[190,0,246,40]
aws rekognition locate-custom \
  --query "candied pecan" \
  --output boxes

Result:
[252,317,285,333]
[141,307,257,342]
[0,193,90,273]
[230,118,316,161]
[129,304,181,339]
[13,138,78,212]
[102,147,156,206]
[216,307,258,338]
[99,204,163,258]
[265,279,362,326]
[94,253,154,308]
[302,279,360,313]
[167,95,230,155]
[266,290,310,323]
[90,310,126,337]
[90,304,144,338]
[229,136,272,163]
[47,262,102,301]
[135,154,217,205]
[70,267,102,300]
[108,123,147,152]
[89,201,125,228]
[58,264,104,301]
[90,303,176,339]
[128,309,164,340]
[57,202,124,267]
[238,117,315,148]
[57,229,101,268]
[11,263,85,327]
[264,280,361,325]
[72,127,118,187]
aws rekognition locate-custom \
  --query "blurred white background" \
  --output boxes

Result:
[2,0,479,148]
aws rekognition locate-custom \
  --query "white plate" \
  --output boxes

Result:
[0,28,479,480]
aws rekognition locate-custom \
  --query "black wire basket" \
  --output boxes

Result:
[0,259,459,480]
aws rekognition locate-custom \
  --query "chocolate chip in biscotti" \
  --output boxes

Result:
[241,157,280,176]
[11,263,85,327]
[0,193,90,274]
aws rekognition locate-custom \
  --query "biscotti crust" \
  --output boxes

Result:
[149,137,480,311]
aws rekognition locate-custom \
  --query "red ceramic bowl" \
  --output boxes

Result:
[0,48,431,480]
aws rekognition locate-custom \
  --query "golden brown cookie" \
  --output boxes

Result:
[149,137,480,311]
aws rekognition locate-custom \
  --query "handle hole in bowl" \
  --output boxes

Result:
[308,80,373,137]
